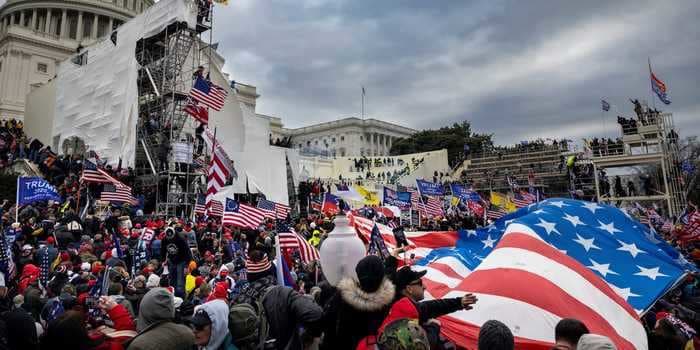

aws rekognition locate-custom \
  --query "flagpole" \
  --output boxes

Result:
[15,176,20,223]
[361,86,365,120]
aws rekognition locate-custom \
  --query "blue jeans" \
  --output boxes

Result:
[169,260,186,298]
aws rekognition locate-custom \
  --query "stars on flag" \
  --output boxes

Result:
[534,218,560,235]
[573,233,600,252]
[634,265,668,280]
[616,241,645,258]
[563,213,585,227]
[481,235,497,249]
[588,258,619,277]
[597,220,622,235]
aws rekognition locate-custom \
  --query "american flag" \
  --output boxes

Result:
[190,75,228,111]
[257,199,290,220]
[223,198,265,229]
[310,199,322,212]
[100,183,136,205]
[208,199,224,217]
[675,211,700,244]
[520,190,537,203]
[81,159,122,184]
[278,224,319,264]
[0,231,16,281]
[511,193,530,208]
[406,187,420,208]
[417,196,443,217]
[82,160,135,204]
[205,128,232,214]
[389,199,692,349]
[486,208,507,220]
[183,97,209,124]
[194,194,207,215]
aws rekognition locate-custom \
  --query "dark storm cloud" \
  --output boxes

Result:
[213,0,700,144]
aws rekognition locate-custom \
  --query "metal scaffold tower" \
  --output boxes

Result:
[134,7,214,217]
[591,111,685,217]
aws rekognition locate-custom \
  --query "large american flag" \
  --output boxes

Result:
[190,76,228,111]
[257,199,290,220]
[223,198,265,229]
[82,160,135,204]
[353,199,692,349]
[278,225,319,264]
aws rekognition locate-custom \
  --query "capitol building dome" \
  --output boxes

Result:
[0,0,153,119]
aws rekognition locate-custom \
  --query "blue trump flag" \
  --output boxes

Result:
[415,198,692,313]
[17,177,61,206]
[383,187,411,210]
[450,183,481,203]
[416,179,444,196]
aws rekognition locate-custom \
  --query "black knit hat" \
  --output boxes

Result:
[478,320,514,350]
[355,255,385,292]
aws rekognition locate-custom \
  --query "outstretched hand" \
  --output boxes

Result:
[461,293,478,310]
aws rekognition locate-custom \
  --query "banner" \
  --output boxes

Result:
[416,179,444,196]
[172,142,194,164]
[450,183,481,202]
[17,177,61,206]
[383,187,411,210]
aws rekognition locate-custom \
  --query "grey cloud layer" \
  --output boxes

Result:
[213,0,700,144]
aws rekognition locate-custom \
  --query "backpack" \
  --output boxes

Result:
[229,286,276,350]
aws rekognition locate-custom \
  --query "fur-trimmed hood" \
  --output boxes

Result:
[337,276,395,312]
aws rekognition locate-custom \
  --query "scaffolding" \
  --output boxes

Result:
[134,6,214,217]
[591,112,685,217]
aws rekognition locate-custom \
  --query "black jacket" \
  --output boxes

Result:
[414,297,463,324]
[160,233,192,264]
[321,277,396,350]
[263,286,323,350]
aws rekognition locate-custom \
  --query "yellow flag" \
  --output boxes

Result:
[451,196,460,207]
[354,185,380,206]
[213,0,229,5]
[490,192,517,212]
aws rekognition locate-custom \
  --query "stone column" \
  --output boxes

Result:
[60,9,67,38]
[108,17,113,32]
[30,9,37,30]
[44,9,51,34]
[19,11,25,27]
[76,11,83,40]
[9,13,15,27]
[91,13,98,38]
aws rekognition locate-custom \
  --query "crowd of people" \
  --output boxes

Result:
[1,117,700,349]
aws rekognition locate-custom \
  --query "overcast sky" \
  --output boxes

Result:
[217,1,695,144]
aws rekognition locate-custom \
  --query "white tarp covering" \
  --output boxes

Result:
[227,148,289,205]
[52,0,197,166]
[208,60,244,154]
[241,103,271,151]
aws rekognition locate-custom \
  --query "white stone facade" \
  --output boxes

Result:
[264,116,416,157]
[0,0,153,120]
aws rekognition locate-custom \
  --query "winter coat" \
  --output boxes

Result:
[320,277,395,350]
[194,299,231,350]
[126,288,194,350]
[262,285,323,350]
